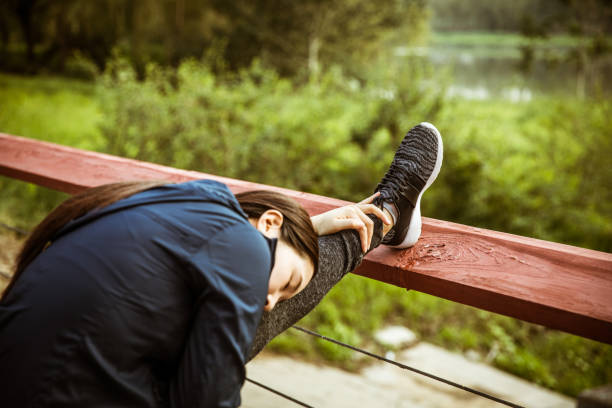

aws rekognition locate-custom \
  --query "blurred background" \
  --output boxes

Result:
[0,0,611,400]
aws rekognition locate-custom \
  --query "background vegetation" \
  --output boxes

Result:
[1,0,611,398]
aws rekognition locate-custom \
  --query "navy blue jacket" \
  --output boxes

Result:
[0,180,273,407]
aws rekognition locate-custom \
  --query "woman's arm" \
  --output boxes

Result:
[248,194,388,360]
[310,193,390,252]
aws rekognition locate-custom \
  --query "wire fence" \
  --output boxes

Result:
[245,377,314,408]
[246,325,526,408]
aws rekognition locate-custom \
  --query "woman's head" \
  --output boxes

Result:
[235,190,318,311]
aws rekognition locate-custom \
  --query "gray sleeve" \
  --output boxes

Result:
[248,216,383,361]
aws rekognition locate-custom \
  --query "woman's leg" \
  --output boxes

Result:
[249,122,443,360]
[248,215,383,360]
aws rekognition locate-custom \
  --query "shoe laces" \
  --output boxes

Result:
[376,160,420,205]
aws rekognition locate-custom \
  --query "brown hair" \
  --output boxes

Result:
[4,182,318,299]
[235,190,319,274]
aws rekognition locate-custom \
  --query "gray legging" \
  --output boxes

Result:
[249,215,384,360]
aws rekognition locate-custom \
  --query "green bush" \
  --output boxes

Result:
[98,55,445,202]
[64,52,100,81]
[426,97,612,252]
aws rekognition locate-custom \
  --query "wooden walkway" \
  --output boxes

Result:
[1,133,611,344]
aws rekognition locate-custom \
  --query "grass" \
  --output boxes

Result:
[269,274,611,397]
[0,73,103,150]
[0,73,99,228]
[1,72,610,398]
[269,96,612,397]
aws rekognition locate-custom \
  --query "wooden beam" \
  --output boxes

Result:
[1,133,611,344]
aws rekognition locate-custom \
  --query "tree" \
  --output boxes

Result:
[519,0,612,98]
[211,0,426,76]
[0,0,428,77]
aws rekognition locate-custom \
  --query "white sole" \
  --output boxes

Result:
[388,122,443,249]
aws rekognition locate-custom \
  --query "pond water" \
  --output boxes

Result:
[396,44,612,100]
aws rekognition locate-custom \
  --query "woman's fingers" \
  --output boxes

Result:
[357,193,392,225]
[354,217,370,253]
[346,205,374,252]
[358,192,380,205]
[354,206,374,252]
[358,203,392,225]
[310,198,392,250]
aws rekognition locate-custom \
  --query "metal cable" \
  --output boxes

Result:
[292,326,525,408]
[245,377,314,407]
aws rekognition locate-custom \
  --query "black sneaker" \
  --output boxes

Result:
[374,122,443,248]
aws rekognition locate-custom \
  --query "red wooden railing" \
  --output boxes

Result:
[1,133,611,344]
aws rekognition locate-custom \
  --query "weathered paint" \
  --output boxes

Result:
[1,133,611,343]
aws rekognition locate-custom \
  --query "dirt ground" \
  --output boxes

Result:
[243,348,574,408]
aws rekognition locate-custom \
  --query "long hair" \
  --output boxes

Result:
[235,190,319,274]
[4,181,318,299]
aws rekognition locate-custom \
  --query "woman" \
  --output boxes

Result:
[0,123,442,407]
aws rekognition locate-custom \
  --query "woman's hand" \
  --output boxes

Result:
[310,192,392,253]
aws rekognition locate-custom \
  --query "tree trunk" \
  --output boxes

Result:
[16,0,36,63]
[308,35,320,80]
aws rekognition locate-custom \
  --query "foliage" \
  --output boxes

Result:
[1,0,611,396]
[427,0,612,99]
[516,0,612,98]
[428,0,543,32]
[425,97,612,252]
[0,73,101,229]
[269,275,612,396]
[209,0,428,77]
[98,54,444,202]
[428,0,612,35]
[0,74,102,148]
[1,55,611,397]
[0,0,427,77]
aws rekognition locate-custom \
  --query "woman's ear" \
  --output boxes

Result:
[256,209,283,238]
